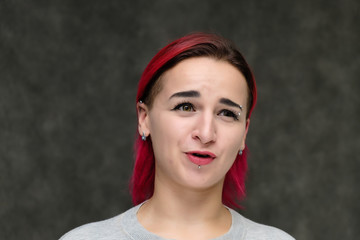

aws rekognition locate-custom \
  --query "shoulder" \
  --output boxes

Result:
[59,214,125,240]
[59,206,138,240]
[229,209,295,240]
[242,218,295,240]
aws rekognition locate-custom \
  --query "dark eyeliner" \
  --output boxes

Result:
[220,109,240,121]
[171,101,195,111]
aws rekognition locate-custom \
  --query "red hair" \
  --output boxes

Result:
[130,33,257,209]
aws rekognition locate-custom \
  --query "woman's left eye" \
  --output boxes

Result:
[218,109,239,121]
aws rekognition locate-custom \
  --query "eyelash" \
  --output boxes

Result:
[171,102,240,121]
[219,109,240,121]
[172,102,195,112]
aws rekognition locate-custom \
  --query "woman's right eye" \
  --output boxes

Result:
[172,102,195,112]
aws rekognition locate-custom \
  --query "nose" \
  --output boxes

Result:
[192,112,217,144]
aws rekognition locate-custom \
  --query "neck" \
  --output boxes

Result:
[153,179,224,218]
[136,176,231,239]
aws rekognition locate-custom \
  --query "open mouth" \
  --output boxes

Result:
[186,151,216,166]
[192,153,211,158]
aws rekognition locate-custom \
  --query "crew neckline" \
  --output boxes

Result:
[120,203,245,240]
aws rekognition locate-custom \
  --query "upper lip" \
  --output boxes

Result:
[186,151,217,158]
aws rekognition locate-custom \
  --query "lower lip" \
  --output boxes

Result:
[186,153,214,166]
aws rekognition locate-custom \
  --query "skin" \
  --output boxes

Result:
[137,57,250,240]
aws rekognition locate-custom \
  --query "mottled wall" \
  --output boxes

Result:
[0,0,359,239]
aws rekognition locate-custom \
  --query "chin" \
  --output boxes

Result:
[180,175,224,191]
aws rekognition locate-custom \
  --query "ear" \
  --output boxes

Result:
[240,119,250,150]
[137,101,151,137]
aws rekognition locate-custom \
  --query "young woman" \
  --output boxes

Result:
[61,33,294,240]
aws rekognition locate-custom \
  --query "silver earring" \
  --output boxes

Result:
[239,149,243,155]
[142,132,146,141]
[198,165,201,169]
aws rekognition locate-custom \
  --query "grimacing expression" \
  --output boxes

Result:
[138,57,249,192]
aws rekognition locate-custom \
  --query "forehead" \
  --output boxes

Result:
[157,57,248,103]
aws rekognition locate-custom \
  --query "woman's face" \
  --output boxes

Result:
[138,57,249,192]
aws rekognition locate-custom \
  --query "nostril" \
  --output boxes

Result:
[191,117,217,144]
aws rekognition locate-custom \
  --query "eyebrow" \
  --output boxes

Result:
[169,90,243,111]
[169,90,200,99]
[219,98,243,111]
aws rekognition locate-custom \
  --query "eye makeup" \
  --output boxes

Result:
[171,101,241,121]
[168,90,243,121]
[218,108,241,121]
[171,101,195,112]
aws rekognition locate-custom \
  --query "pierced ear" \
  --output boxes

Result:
[137,101,150,137]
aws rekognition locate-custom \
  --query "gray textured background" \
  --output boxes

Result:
[1,0,359,239]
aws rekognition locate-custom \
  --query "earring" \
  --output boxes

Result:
[239,149,243,155]
[141,132,146,141]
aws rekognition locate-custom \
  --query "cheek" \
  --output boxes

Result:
[221,126,246,153]
[226,138,242,158]
[149,114,186,154]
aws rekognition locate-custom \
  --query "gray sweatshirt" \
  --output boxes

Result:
[60,204,295,240]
